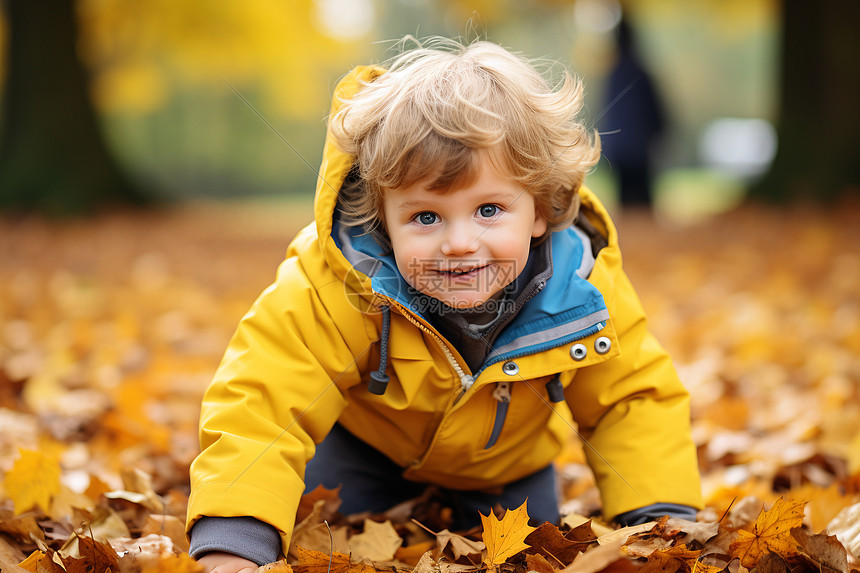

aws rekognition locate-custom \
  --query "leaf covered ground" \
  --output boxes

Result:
[1,200,859,572]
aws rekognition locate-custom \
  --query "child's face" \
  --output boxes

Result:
[382,154,547,309]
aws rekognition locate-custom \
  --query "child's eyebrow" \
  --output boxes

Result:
[395,200,436,212]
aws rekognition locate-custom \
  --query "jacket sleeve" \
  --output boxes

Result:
[186,255,367,557]
[564,245,703,520]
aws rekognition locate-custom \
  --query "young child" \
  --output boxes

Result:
[186,38,702,572]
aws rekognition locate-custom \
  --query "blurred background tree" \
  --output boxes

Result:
[0,0,145,213]
[748,0,860,201]
[0,0,855,217]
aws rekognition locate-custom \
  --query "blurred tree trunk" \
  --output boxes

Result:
[750,0,860,201]
[0,0,147,214]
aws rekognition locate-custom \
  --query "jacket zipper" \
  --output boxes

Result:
[382,299,475,395]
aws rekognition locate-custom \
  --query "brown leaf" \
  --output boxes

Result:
[291,547,377,573]
[560,514,613,538]
[751,551,791,573]
[564,520,599,544]
[58,534,118,573]
[481,501,536,566]
[525,522,591,565]
[729,497,806,567]
[790,527,848,573]
[296,485,342,524]
[0,510,45,543]
[636,544,702,573]
[525,552,556,573]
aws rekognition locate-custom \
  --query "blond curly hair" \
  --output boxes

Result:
[329,37,601,239]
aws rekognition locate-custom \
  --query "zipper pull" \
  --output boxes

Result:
[545,374,564,403]
[492,381,512,403]
[460,374,475,391]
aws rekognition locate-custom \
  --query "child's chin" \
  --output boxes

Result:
[437,294,491,309]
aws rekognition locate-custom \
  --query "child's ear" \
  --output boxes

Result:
[532,211,548,238]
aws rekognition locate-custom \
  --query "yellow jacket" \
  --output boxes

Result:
[187,67,702,554]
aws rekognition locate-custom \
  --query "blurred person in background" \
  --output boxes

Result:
[600,17,666,209]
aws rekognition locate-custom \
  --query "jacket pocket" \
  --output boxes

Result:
[483,381,512,449]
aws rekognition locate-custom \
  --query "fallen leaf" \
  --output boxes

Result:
[827,501,860,563]
[560,513,613,537]
[564,520,599,544]
[559,535,626,573]
[394,540,435,566]
[412,551,439,573]
[636,544,702,573]
[17,549,64,573]
[656,517,719,546]
[729,497,806,567]
[289,497,350,559]
[110,533,175,557]
[623,536,672,559]
[139,551,204,573]
[291,547,377,573]
[0,510,45,543]
[525,552,555,573]
[436,529,484,562]
[143,514,190,552]
[119,466,164,512]
[348,519,403,562]
[57,534,118,573]
[4,449,62,515]
[752,551,791,573]
[481,500,536,566]
[595,522,654,546]
[296,485,342,524]
[791,527,848,573]
[291,522,350,558]
[525,522,591,565]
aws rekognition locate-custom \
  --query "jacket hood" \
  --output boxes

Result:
[310,66,617,374]
[313,65,386,291]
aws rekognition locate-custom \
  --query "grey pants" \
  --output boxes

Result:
[304,423,560,529]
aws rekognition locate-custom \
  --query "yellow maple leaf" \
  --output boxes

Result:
[481,500,536,566]
[4,449,62,515]
[18,550,63,573]
[729,497,807,567]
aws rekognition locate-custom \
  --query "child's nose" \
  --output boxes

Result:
[441,221,479,256]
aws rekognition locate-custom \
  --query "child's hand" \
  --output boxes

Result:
[197,552,259,573]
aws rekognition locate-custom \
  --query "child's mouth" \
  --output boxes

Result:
[436,264,488,281]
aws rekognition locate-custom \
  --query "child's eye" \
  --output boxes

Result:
[415,212,438,225]
[478,204,499,218]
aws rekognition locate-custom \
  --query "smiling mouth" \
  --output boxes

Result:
[436,264,489,278]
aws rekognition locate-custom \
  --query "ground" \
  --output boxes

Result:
[1,198,859,572]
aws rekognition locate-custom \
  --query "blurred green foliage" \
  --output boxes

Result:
[0,0,778,207]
